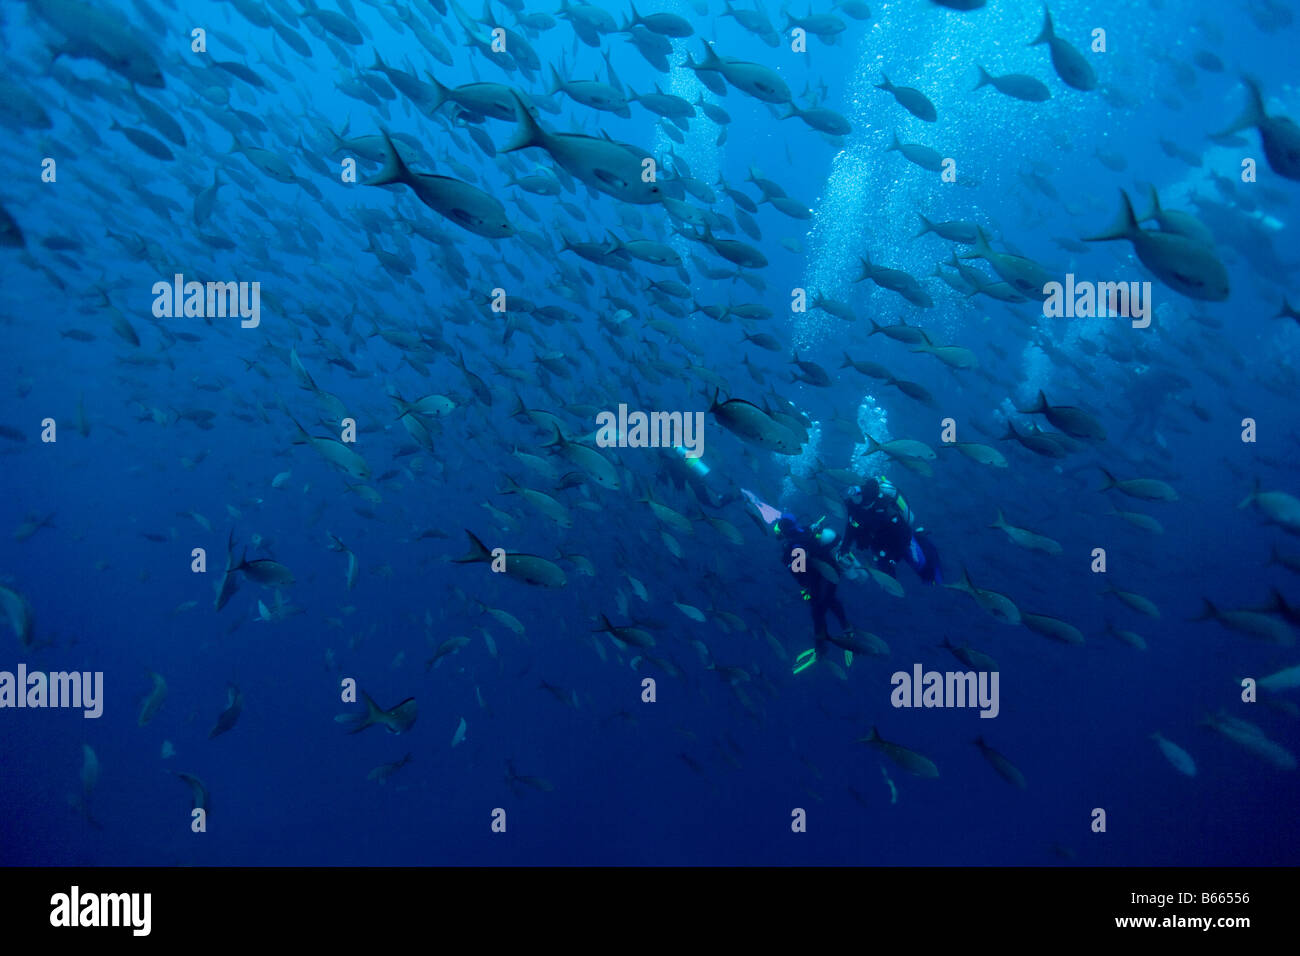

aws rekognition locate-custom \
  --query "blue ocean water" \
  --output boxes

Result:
[1,0,1299,867]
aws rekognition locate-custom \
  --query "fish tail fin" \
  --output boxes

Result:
[370,48,386,71]
[364,129,409,187]
[974,735,986,748]
[502,91,543,153]
[914,213,933,237]
[543,422,567,448]
[991,508,1006,528]
[1031,5,1054,46]
[424,71,449,112]
[334,690,378,733]
[357,691,383,729]
[1236,477,1260,509]
[1098,466,1119,490]
[973,65,992,89]
[454,530,492,563]
[840,352,854,368]
[287,415,311,444]
[1084,190,1139,242]
[699,40,722,70]
[875,73,891,92]
[887,131,900,152]
[866,726,880,742]
[1143,182,1162,220]
[548,63,563,97]
[1218,76,1267,136]
[390,394,413,420]
[1195,598,1219,621]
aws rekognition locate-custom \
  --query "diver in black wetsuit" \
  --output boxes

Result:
[838,476,943,584]
[775,513,850,650]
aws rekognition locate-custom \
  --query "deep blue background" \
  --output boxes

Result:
[1,0,1298,865]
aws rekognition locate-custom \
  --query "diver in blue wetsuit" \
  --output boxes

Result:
[837,476,942,585]
[776,513,850,649]
[743,490,851,673]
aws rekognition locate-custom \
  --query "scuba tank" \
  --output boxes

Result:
[675,443,710,478]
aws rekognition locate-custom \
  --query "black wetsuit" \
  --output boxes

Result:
[842,479,942,584]
[842,480,914,576]
[782,528,848,642]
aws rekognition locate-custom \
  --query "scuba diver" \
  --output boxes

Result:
[837,476,942,585]
[743,490,850,674]
[663,445,738,510]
